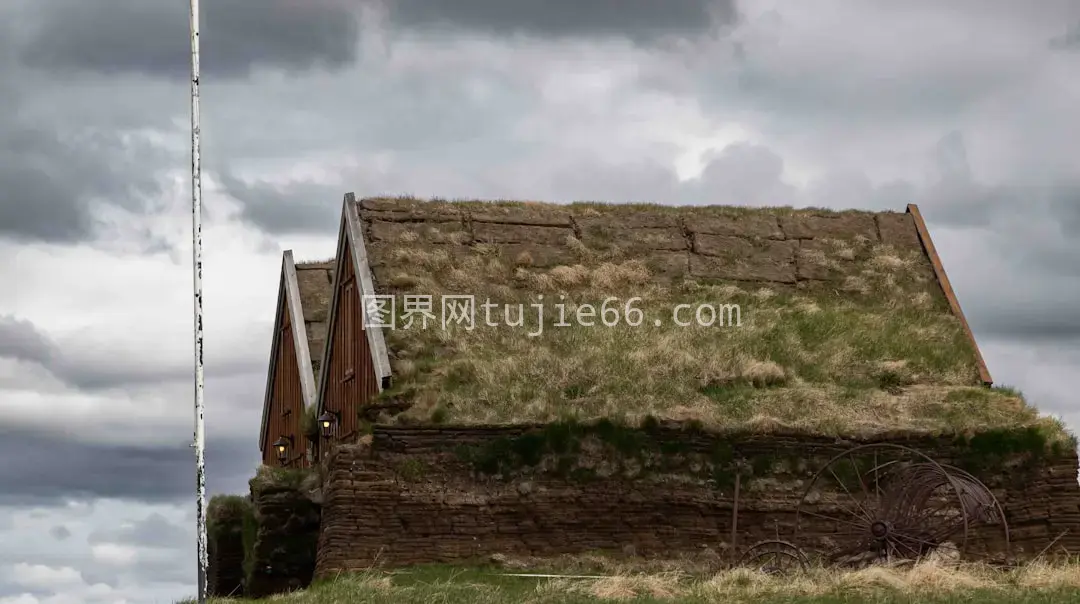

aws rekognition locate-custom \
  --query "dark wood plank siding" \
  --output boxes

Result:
[262,291,312,468]
[322,243,380,442]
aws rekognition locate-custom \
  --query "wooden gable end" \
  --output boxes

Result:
[261,289,314,468]
[319,238,380,442]
[259,251,323,468]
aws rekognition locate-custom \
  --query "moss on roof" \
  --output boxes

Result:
[354,196,1068,443]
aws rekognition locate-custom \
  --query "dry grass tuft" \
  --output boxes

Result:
[545,571,685,600]
[688,559,1080,601]
[295,257,335,267]
[738,359,788,387]
[1014,560,1080,589]
[590,261,651,289]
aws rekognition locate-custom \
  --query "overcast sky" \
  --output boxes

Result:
[2,1,1080,602]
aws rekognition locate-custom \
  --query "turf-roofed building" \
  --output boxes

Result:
[235,194,1079,594]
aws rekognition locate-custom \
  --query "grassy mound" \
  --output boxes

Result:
[206,494,256,588]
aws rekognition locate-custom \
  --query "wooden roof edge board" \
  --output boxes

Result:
[258,252,289,451]
[283,251,319,413]
[344,192,393,388]
[315,193,394,415]
[907,203,993,386]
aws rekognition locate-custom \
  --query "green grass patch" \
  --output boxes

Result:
[451,418,812,492]
[396,458,426,482]
[206,494,256,586]
[248,464,313,492]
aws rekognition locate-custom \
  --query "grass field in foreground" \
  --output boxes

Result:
[186,560,1080,603]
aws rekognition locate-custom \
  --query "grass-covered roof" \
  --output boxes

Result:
[294,260,334,382]
[355,196,1065,442]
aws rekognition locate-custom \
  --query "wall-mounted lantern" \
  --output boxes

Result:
[272,435,294,465]
[317,410,341,439]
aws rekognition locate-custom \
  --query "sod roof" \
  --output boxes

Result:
[294,260,334,385]
[353,196,1065,442]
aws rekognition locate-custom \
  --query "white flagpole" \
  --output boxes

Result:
[188,0,208,600]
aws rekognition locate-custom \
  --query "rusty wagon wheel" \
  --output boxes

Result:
[794,444,976,567]
[938,463,1011,562]
[738,540,810,576]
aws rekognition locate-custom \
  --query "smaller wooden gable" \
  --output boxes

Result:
[258,251,334,467]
